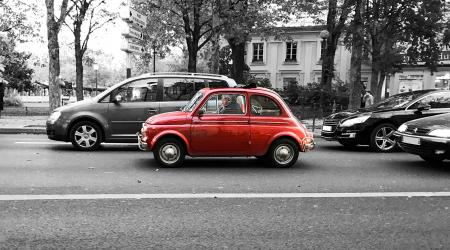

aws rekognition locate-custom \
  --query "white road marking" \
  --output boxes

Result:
[14,142,137,146]
[15,142,65,145]
[0,192,449,201]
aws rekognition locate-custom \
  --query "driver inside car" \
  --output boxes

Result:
[219,95,242,114]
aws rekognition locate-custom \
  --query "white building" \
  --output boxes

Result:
[246,26,450,96]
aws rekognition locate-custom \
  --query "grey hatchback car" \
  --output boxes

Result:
[46,72,237,150]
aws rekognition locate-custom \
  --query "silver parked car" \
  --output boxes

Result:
[46,72,237,150]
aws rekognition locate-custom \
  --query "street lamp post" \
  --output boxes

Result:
[93,64,99,96]
[319,30,330,64]
[319,30,330,115]
[149,34,157,73]
[152,42,157,73]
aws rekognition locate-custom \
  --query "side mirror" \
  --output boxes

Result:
[113,94,122,104]
[198,109,205,117]
[417,104,431,112]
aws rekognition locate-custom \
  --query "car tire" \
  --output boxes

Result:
[154,137,185,168]
[338,139,358,147]
[267,138,299,168]
[70,121,103,151]
[370,123,398,153]
[420,155,445,163]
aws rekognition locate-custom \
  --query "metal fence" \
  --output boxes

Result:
[2,107,50,116]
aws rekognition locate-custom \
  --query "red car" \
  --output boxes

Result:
[138,87,315,167]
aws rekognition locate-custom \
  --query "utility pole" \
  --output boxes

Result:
[152,41,156,73]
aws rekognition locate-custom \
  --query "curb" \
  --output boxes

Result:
[0,128,46,135]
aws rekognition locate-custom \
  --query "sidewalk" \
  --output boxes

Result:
[0,115,47,134]
[0,115,323,136]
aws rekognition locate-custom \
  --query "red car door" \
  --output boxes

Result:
[249,94,289,156]
[190,92,250,156]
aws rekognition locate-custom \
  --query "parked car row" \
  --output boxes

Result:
[46,72,449,166]
[46,73,315,167]
[322,89,450,162]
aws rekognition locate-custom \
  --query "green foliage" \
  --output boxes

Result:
[245,76,272,88]
[0,38,34,92]
[277,81,349,109]
[0,0,42,42]
[217,45,233,76]
[344,0,445,73]
[3,93,23,107]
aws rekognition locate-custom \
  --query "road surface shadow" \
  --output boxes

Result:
[134,157,315,171]
[50,144,142,152]
[389,158,450,175]
[318,144,377,153]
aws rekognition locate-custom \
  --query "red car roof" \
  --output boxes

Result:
[201,87,281,97]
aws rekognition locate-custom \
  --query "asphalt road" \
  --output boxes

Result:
[0,134,449,249]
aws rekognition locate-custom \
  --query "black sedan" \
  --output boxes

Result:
[321,90,450,152]
[395,113,450,163]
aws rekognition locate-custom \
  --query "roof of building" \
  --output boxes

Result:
[276,25,327,33]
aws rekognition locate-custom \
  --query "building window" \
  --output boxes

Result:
[252,43,264,62]
[285,42,297,61]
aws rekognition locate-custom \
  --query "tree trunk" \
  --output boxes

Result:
[348,0,364,110]
[375,70,386,103]
[0,82,4,116]
[209,32,220,74]
[370,66,379,96]
[45,0,69,111]
[187,50,197,72]
[187,42,198,72]
[47,26,61,111]
[321,0,338,116]
[228,38,246,84]
[74,25,84,101]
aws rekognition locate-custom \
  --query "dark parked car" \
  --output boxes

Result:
[46,72,237,150]
[321,90,450,152]
[395,113,450,163]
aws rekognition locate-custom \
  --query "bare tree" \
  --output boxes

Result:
[320,0,355,115]
[64,0,116,101]
[45,0,72,111]
[348,0,364,109]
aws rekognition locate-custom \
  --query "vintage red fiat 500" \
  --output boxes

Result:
[138,87,315,167]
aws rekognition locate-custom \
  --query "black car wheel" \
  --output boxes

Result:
[70,121,102,151]
[420,155,445,163]
[154,137,186,167]
[370,123,398,152]
[267,138,299,168]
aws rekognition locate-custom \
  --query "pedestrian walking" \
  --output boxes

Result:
[363,90,374,107]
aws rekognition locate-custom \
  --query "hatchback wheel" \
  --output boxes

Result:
[70,121,102,151]
[154,138,185,167]
[268,139,299,168]
[370,123,398,152]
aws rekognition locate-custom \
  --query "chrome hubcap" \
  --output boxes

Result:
[274,144,294,165]
[74,125,97,148]
[159,144,180,164]
[375,127,396,151]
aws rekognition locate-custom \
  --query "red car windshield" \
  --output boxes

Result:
[183,91,204,112]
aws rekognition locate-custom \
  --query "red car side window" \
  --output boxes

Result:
[250,95,281,116]
[202,93,247,115]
